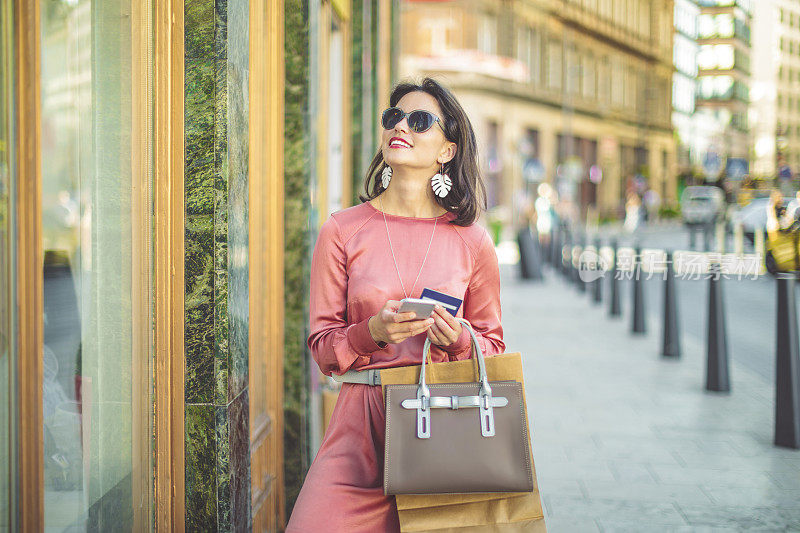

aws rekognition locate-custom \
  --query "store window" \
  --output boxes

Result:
[0,3,16,530]
[327,15,345,217]
[40,0,152,529]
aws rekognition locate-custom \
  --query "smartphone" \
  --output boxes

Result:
[397,298,436,319]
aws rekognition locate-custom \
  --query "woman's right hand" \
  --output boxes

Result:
[368,300,435,345]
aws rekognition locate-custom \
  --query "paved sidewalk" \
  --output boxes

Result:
[502,264,800,532]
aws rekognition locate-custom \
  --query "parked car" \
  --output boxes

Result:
[680,186,726,227]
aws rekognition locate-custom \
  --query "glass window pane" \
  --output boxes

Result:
[716,14,734,37]
[40,0,152,529]
[715,44,734,69]
[0,2,17,530]
[698,14,715,38]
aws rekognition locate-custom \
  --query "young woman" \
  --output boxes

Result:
[286,78,505,532]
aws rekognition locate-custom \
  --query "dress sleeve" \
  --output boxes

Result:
[441,228,506,361]
[307,216,386,376]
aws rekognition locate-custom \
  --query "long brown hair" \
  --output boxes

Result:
[359,78,487,226]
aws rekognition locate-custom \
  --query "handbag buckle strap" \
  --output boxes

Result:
[401,395,509,410]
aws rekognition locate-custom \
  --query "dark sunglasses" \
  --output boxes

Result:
[381,107,444,134]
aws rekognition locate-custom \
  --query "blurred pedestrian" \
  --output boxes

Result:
[767,188,787,234]
[624,192,642,233]
[286,78,506,532]
[643,188,661,223]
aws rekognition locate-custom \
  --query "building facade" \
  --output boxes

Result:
[694,0,752,180]
[400,0,676,227]
[673,0,700,176]
[751,0,800,180]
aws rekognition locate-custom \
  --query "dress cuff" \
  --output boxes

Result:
[347,317,387,356]
[442,323,471,354]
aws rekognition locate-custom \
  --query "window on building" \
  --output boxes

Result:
[478,13,497,56]
[639,0,650,37]
[583,53,596,98]
[517,27,531,79]
[716,14,734,38]
[547,40,562,90]
[566,47,579,95]
[531,30,541,84]
[599,56,611,105]
[612,56,624,106]
[698,14,715,38]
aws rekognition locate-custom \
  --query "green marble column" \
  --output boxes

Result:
[184,0,251,530]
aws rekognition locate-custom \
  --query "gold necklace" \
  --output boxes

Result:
[378,195,438,299]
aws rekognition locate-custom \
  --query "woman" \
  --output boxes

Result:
[286,78,505,532]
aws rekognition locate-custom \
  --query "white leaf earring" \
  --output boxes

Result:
[381,165,392,188]
[431,163,452,198]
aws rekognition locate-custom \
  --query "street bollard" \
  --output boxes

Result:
[716,221,726,253]
[517,228,532,280]
[517,227,543,281]
[593,237,603,304]
[547,228,556,268]
[576,234,587,292]
[704,222,713,252]
[561,231,571,279]
[529,229,544,281]
[631,245,646,334]
[555,227,564,270]
[706,263,730,392]
[755,227,766,262]
[775,273,800,449]
[734,222,744,255]
[662,250,681,358]
[609,239,622,318]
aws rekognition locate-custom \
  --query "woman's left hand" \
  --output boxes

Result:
[426,305,462,346]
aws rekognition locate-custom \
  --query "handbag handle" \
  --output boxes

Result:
[420,318,492,396]
[416,318,495,438]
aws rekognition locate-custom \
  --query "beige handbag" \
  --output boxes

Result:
[383,319,534,495]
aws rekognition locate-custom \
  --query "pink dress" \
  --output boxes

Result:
[286,201,505,532]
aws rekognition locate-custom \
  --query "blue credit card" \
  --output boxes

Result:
[420,288,463,317]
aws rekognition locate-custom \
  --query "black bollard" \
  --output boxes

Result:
[531,230,544,281]
[575,233,586,292]
[631,245,646,334]
[517,228,532,280]
[550,227,559,268]
[517,227,543,281]
[609,239,622,317]
[555,229,564,271]
[662,250,681,358]
[593,238,603,304]
[706,263,730,392]
[562,231,572,279]
[775,273,800,448]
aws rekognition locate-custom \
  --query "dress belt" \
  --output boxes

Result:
[331,369,382,386]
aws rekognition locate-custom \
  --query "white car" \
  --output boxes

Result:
[680,186,726,226]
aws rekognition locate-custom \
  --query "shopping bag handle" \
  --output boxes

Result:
[415,319,495,438]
